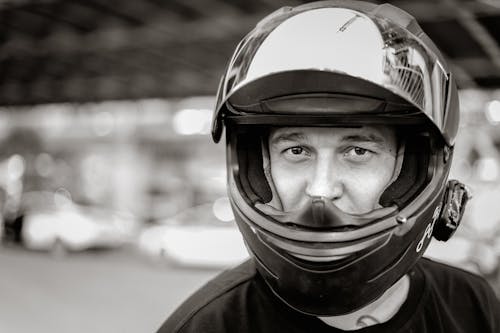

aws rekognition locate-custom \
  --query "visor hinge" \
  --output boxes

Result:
[443,145,451,164]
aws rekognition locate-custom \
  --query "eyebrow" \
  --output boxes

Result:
[340,134,386,144]
[270,132,387,145]
[270,132,307,145]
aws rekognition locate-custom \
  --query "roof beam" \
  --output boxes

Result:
[0,14,253,56]
[442,0,500,70]
[0,69,218,105]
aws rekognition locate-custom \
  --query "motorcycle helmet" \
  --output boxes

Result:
[211,0,470,316]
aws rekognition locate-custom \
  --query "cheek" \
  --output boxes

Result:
[270,162,307,210]
[346,157,396,211]
[349,176,387,209]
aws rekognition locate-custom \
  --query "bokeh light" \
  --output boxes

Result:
[92,111,115,136]
[474,157,499,182]
[485,100,500,124]
[7,154,25,180]
[35,153,54,177]
[172,109,211,135]
[212,197,234,222]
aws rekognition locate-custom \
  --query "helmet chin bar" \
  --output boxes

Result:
[232,185,446,315]
[234,201,419,316]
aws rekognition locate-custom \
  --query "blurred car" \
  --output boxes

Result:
[138,201,249,268]
[19,192,138,253]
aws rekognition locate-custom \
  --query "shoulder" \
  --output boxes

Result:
[156,259,259,333]
[417,257,500,330]
[419,257,493,292]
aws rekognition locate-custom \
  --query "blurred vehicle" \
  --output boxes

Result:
[138,201,249,268]
[19,191,138,253]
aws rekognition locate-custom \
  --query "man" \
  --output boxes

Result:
[158,1,500,332]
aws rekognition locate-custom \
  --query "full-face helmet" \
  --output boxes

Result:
[212,0,470,315]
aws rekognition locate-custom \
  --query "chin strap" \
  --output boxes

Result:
[433,180,471,241]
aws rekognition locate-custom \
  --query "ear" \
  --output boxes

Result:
[433,180,472,241]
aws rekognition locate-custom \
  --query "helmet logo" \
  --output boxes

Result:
[416,205,441,253]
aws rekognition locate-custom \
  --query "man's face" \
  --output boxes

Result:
[268,126,398,214]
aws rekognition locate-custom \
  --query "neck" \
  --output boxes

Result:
[318,274,410,331]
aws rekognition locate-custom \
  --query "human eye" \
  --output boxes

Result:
[343,146,374,162]
[282,146,310,162]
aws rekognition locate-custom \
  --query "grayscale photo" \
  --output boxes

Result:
[0,1,499,332]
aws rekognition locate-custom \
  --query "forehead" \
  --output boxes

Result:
[269,126,397,145]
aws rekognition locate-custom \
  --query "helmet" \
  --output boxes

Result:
[212,0,470,316]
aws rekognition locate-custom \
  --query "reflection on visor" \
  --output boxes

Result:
[220,7,449,136]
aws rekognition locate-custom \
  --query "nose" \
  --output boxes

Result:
[305,151,343,200]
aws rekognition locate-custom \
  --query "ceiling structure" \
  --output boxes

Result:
[1,0,500,106]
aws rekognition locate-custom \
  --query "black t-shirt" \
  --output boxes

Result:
[157,258,500,333]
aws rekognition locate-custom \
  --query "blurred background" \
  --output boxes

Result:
[0,0,500,332]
